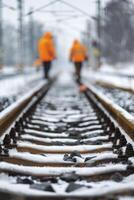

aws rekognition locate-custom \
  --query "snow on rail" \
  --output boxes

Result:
[85,83,134,143]
[0,81,46,129]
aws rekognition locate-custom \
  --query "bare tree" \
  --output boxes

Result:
[3,21,44,67]
[101,0,134,64]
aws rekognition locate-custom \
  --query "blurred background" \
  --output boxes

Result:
[0,0,134,74]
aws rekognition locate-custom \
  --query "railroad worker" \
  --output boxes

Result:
[69,39,88,82]
[38,32,56,79]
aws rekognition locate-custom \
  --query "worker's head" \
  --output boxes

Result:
[44,32,53,39]
[73,39,82,47]
[73,39,79,45]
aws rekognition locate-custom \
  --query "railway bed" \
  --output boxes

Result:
[0,77,134,200]
[94,84,134,116]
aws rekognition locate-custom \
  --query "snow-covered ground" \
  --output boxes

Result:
[83,63,134,91]
[99,63,134,76]
[0,67,44,112]
[0,77,133,198]
[0,71,42,97]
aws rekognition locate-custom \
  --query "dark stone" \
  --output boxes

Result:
[109,132,115,142]
[72,157,77,162]
[63,153,70,161]
[115,128,121,139]
[71,105,79,110]
[63,153,77,162]
[68,122,79,127]
[17,177,34,185]
[9,128,17,144]
[15,121,22,133]
[85,156,96,162]
[30,183,55,192]
[111,172,123,182]
[9,128,16,140]
[0,145,2,154]
[105,117,111,125]
[119,135,127,147]
[70,151,82,158]
[94,140,102,145]
[60,172,79,182]
[117,148,123,156]
[109,123,115,134]
[54,141,64,146]
[122,160,132,165]
[40,177,58,183]
[3,148,9,155]
[127,165,134,173]
[56,127,67,132]
[113,128,121,147]
[68,131,78,138]
[40,154,46,157]
[19,118,25,126]
[13,138,17,144]
[22,112,28,118]
[3,134,11,147]
[125,143,134,158]
[66,183,86,193]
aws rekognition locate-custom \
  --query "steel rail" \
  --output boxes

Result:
[0,79,133,199]
[0,81,52,135]
[85,83,134,140]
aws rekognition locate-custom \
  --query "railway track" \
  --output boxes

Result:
[0,77,134,200]
[93,85,134,116]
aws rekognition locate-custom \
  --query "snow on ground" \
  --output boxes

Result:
[0,66,37,76]
[0,172,133,197]
[99,63,134,76]
[0,67,44,112]
[83,63,134,91]
[0,71,42,97]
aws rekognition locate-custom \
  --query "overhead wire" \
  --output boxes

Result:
[25,0,62,16]
[59,0,91,19]
[2,3,16,11]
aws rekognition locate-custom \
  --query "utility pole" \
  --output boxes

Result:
[29,7,34,65]
[96,0,101,68]
[17,0,24,70]
[0,0,3,69]
[97,0,101,44]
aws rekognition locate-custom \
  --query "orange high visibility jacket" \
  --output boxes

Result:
[70,40,87,62]
[38,32,56,62]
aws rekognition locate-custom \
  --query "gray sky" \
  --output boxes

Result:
[3,0,109,58]
[3,0,109,31]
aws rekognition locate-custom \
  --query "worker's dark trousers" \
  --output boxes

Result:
[74,62,83,81]
[42,61,51,79]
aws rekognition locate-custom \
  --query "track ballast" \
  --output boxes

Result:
[0,78,134,200]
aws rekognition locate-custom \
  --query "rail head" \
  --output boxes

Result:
[95,80,134,93]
